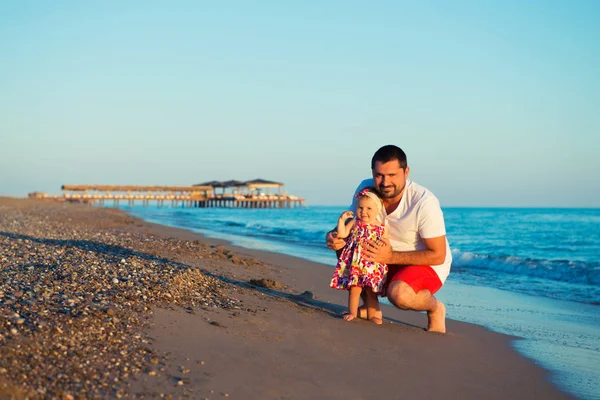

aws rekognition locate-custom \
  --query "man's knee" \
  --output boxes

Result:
[386,281,416,309]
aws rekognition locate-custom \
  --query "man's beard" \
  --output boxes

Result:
[377,182,405,199]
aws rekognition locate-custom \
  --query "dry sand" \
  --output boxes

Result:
[0,198,574,399]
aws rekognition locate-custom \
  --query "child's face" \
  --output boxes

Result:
[356,196,379,223]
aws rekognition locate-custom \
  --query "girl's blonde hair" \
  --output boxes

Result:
[355,187,383,212]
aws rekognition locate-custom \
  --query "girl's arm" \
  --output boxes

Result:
[336,211,356,239]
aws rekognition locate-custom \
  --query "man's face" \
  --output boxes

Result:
[372,160,409,199]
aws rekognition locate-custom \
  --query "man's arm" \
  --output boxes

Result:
[363,235,447,266]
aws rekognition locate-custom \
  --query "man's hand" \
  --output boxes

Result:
[363,237,392,263]
[326,230,346,251]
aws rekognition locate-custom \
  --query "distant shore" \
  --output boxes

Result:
[0,197,573,399]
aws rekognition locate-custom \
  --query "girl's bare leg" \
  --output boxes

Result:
[356,291,382,320]
[365,288,383,325]
[344,286,362,321]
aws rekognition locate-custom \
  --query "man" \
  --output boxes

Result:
[326,145,451,333]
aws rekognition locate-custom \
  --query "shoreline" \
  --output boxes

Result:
[0,198,574,399]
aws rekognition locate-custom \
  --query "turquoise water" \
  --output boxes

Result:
[122,205,600,399]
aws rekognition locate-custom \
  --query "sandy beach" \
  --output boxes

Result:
[0,198,574,399]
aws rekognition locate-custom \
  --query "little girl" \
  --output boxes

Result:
[330,187,387,324]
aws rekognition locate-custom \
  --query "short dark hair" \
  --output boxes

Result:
[371,145,407,169]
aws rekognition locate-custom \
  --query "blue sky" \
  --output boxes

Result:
[1,1,599,207]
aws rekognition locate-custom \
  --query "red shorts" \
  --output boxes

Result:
[384,265,443,295]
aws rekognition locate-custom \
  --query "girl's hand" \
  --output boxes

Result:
[338,211,354,222]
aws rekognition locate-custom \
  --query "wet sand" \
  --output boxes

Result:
[0,198,574,399]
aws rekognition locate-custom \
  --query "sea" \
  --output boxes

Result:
[120,205,600,399]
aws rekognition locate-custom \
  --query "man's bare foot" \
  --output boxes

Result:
[427,300,446,333]
[358,306,382,321]
[369,317,383,325]
[343,313,357,321]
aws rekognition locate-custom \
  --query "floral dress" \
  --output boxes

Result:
[330,219,388,293]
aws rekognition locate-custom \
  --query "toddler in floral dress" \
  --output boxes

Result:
[330,187,387,324]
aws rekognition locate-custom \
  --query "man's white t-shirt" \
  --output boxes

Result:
[351,179,452,284]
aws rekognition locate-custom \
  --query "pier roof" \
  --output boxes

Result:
[194,180,225,188]
[194,179,283,189]
[61,185,212,192]
[222,180,246,187]
[244,179,283,188]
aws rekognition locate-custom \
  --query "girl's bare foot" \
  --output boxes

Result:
[357,306,382,321]
[369,317,383,325]
[343,313,357,321]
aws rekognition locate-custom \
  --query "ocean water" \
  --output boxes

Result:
[121,205,600,399]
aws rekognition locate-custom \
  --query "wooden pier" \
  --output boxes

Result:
[30,181,304,209]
